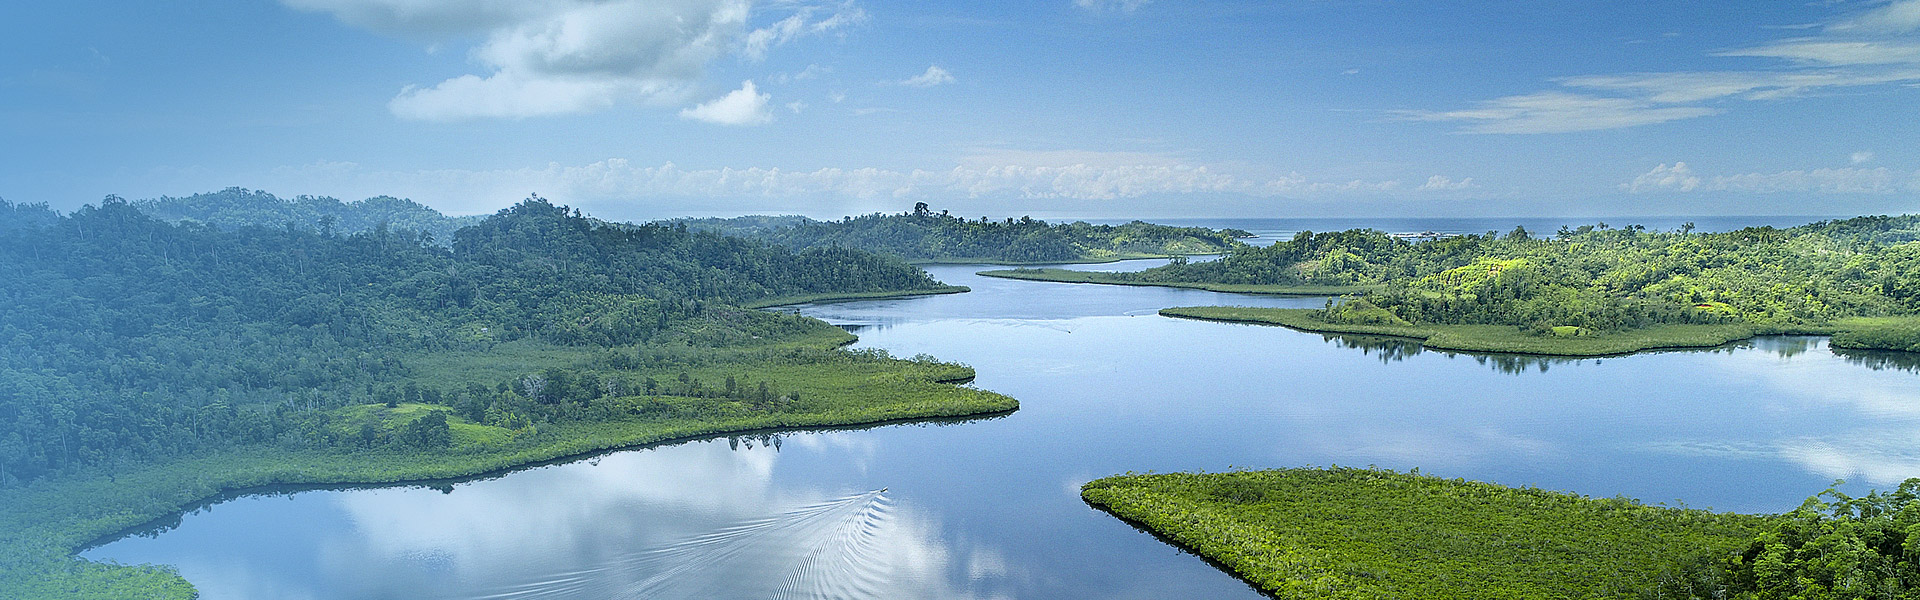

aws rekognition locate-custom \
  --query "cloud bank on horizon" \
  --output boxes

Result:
[3,0,1917,218]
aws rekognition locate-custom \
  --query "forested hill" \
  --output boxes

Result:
[1108,217,1920,333]
[0,197,949,488]
[132,187,482,244]
[670,204,1252,264]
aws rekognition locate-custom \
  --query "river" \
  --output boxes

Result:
[84,259,1920,599]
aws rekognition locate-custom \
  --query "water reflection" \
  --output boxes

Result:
[1312,332,1849,375]
[1834,347,1920,374]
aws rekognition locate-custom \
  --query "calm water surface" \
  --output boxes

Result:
[86,259,1920,599]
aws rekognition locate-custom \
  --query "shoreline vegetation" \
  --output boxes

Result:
[741,285,971,308]
[1080,468,1770,600]
[908,251,1220,266]
[978,268,1375,296]
[0,333,1017,599]
[1158,306,1830,356]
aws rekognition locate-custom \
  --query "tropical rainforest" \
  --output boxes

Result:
[0,195,1009,598]
[672,202,1252,264]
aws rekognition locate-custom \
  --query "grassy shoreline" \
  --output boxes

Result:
[1081,468,1769,599]
[742,285,971,308]
[909,252,1223,266]
[1158,306,1842,357]
[978,268,1375,296]
[0,345,1016,599]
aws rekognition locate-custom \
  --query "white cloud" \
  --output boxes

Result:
[1625,162,1702,193]
[1625,161,1920,194]
[1832,0,1920,33]
[1417,175,1476,191]
[739,5,865,62]
[1074,0,1152,12]
[785,100,807,114]
[679,80,774,125]
[288,0,851,120]
[1406,1,1920,133]
[1853,150,1876,165]
[1716,39,1920,66]
[899,65,955,87]
[1394,91,1720,134]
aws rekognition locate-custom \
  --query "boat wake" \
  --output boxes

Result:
[465,489,898,600]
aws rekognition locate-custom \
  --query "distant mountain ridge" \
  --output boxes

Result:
[132,187,482,244]
[666,204,1253,264]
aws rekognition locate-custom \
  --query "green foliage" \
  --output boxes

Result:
[1159,307,1767,356]
[132,187,483,244]
[0,193,1016,598]
[1830,317,1920,353]
[673,206,1247,264]
[1078,220,1920,336]
[1080,467,1768,600]
[1650,479,1920,600]
[977,268,1374,295]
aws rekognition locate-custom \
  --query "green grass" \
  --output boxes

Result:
[907,251,1223,266]
[1829,316,1920,352]
[0,335,1014,600]
[977,268,1376,296]
[741,285,970,308]
[1080,468,1770,600]
[1159,306,1780,356]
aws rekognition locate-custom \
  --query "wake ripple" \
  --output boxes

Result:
[466,489,899,600]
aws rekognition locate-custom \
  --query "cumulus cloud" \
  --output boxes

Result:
[1625,162,1920,194]
[1853,151,1876,165]
[899,65,955,87]
[1406,1,1920,133]
[679,80,774,125]
[287,0,856,120]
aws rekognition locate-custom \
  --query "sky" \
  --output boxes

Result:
[3,0,1920,220]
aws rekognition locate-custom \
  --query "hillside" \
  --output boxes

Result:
[671,204,1251,264]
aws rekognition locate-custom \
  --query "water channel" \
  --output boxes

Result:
[85,259,1920,599]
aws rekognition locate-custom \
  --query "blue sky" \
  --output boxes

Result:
[4,0,1919,220]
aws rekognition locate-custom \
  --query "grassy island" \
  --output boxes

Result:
[978,268,1374,295]
[1083,468,1768,599]
[1085,468,1920,599]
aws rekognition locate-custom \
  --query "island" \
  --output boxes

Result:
[1082,467,1920,599]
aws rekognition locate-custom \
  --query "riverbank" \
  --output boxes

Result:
[978,268,1374,296]
[0,339,1016,600]
[1080,467,1768,599]
[742,285,971,308]
[1157,306,1845,356]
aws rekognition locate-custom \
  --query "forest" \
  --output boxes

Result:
[131,187,482,245]
[1037,218,1920,348]
[672,202,1252,263]
[0,196,1008,599]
